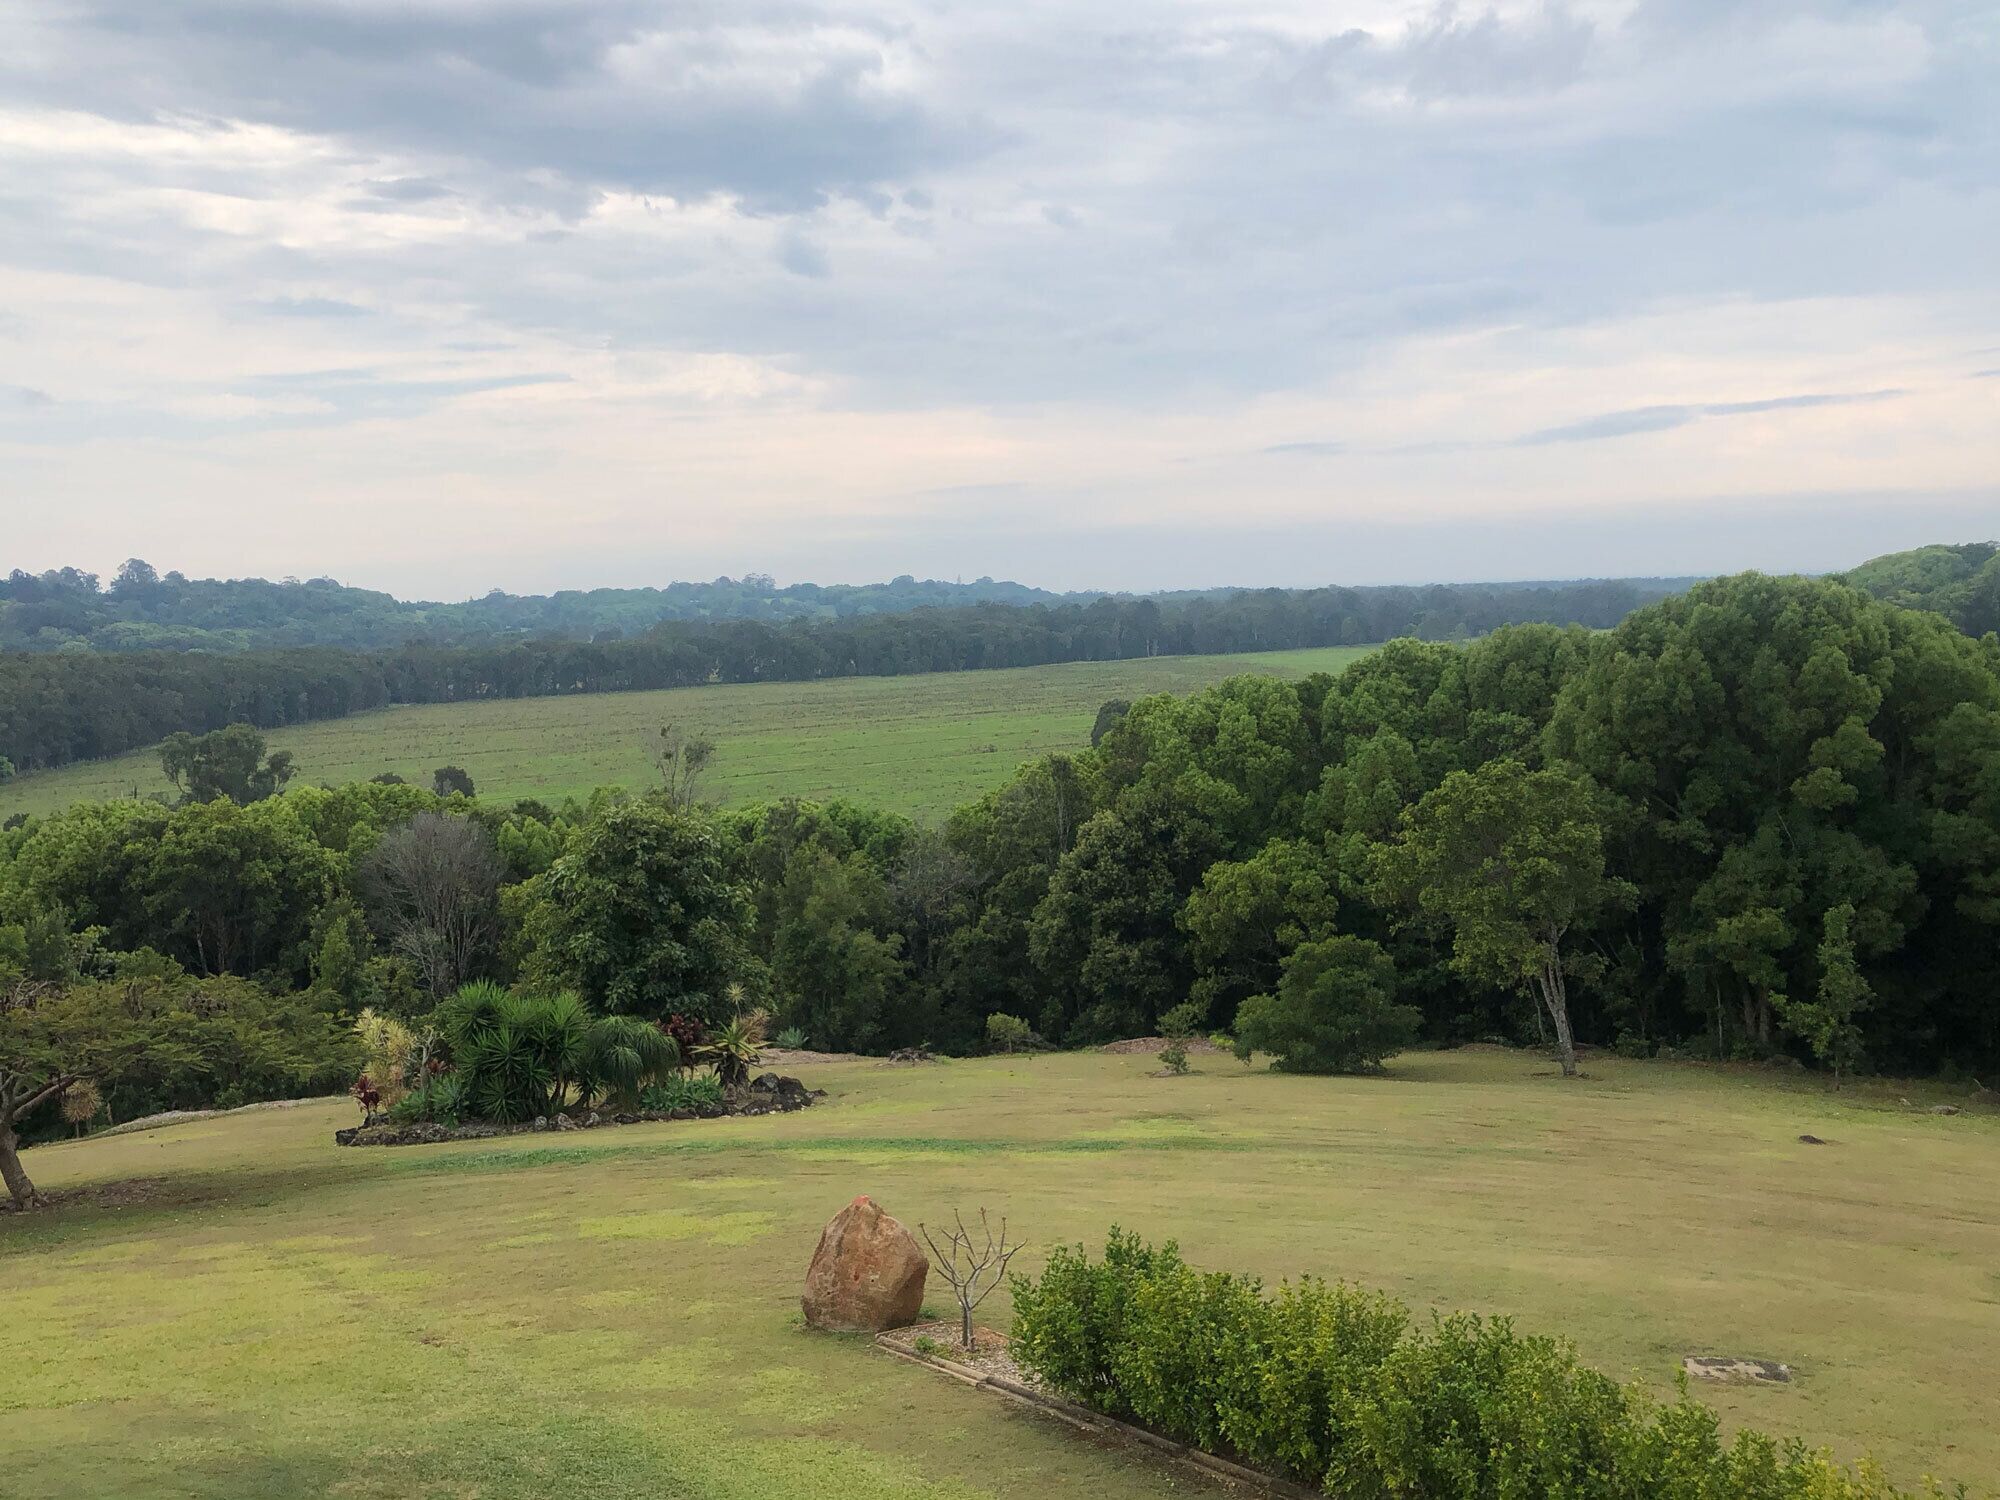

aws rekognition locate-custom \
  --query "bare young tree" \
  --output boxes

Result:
[919,1208,1024,1350]
[356,812,504,1002]
[648,722,716,809]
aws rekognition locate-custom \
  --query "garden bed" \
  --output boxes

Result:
[333,1073,823,1147]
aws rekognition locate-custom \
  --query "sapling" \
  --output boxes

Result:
[919,1208,1024,1350]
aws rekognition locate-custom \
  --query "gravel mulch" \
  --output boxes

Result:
[877,1320,1038,1386]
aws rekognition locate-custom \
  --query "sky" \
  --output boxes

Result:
[1,0,1996,599]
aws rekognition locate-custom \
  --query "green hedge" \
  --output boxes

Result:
[1009,1231,1962,1499]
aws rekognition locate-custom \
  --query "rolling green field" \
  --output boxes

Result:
[4,1049,1993,1499]
[0,646,1373,822]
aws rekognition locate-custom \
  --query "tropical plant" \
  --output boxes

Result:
[353,1008,416,1110]
[437,982,680,1122]
[700,1008,768,1088]
[60,1078,101,1137]
[775,1025,808,1050]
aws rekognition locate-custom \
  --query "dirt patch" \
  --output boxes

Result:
[759,1047,864,1066]
[1685,1356,1791,1385]
[1099,1036,1229,1056]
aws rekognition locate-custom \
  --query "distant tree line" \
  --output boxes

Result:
[0,559,1093,653]
[0,580,1681,773]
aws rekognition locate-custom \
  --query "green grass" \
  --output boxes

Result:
[4,1050,1994,1498]
[0,646,1373,822]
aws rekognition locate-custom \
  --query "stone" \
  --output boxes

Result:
[1797,1134,1827,1145]
[802,1195,929,1333]
[1930,1104,1961,1115]
[555,1114,581,1131]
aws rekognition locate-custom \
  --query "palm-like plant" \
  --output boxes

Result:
[582,1015,680,1110]
[701,1008,768,1088]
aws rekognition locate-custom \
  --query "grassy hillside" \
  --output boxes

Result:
[0,645,1373,822]
[3,1049,1992,1498]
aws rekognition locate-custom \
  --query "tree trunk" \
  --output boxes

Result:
[0,1120,42,1210]
[1537,958,1578,1078]
[961,1297,974,1350]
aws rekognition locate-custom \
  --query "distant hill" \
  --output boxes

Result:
[1841,542,1999,637]
[0,560,1702,655]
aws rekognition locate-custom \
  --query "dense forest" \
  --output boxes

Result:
[0,559,1700,653]
[5,571,1996,1148]
[0,578,1678,773]
[1842,540,2000,637]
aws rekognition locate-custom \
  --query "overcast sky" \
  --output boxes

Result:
[2,0,1995,598]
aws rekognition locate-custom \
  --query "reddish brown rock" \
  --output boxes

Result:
[801,1195,929,1332]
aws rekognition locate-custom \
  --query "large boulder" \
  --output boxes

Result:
[801,1196,929,1332]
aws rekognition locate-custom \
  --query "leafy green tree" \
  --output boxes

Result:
[1,979,195,1208]
[1233,935,1416,1074]
[769,847,906,1051]
[1378,760,1630,1077]
[1773,904,1872,1088]
[137,799,337,977]
[1180,838,1338,1027]
[0,756,13,784]
[158,723,295,805]
[431,765,475,798]
[531,800,751,1023]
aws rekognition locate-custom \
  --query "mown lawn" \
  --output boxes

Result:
[0,646,1374,822]
[3,1049,1993,1499]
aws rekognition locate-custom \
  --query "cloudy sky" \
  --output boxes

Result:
[2,0,1995,598]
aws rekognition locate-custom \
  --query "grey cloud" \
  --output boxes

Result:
[777,231,830,279]
[1517,390,1906,446]
[14,1,992,211]
[1263,441,1345,456]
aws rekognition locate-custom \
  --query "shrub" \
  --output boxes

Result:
[1232,936,1419,1074]
[775,1025,809,1050]
[1159,1000,1204,1040]
[639,1074,725,1113]
[389,1072,466,1126]
[1011,1233,1957,1500]
[986,1012,1032,1053]
[354,1008,416,1109]
[437,982,680,1122]
[1158,1040,1189,1074]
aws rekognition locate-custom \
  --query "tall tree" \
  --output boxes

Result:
[356,812,504,1002]
[531,799,751,1023]
[1773,904,1873,1089]
[159,723,295,805]
[1377,760,1631,1077]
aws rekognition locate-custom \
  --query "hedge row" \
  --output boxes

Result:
[1007,1231,1961,1499]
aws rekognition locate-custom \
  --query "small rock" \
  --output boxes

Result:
[1930,1104,1961,1116]
[532,1116,550,1132]
[1798,1134,1827,1145]
[555,1114,580,1131]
